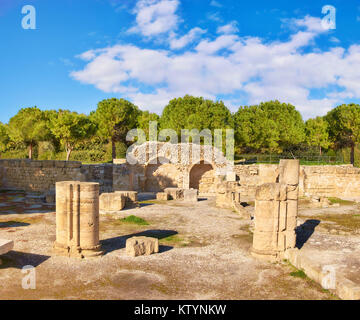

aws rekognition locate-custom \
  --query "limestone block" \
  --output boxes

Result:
[115,191,139,208]
[113,159,127,164]
[279,159,300,185]
[287,185,299,200]
[164,188,184,200]
[126,236,159,257]
[255,183,287,201]
[100,192,126,211]
[252,230,275,252]
[286,200,298,218]
[0,239,14,255]
[156,192,169,201]
[184,188,198,203]
[226,172,237,182]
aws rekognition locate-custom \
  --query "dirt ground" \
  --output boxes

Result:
[0,191,353,300]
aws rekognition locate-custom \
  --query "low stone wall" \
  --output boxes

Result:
[235,164,360,199]
[1,159,359,200]
[0,159,112,193]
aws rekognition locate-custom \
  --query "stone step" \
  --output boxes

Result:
[0,239,14,255]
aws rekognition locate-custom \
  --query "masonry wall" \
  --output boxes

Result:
[235,164,360,199]
[1,159,360,199]
[0,159,113,193]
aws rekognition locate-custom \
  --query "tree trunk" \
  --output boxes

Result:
[29,143,33,160]
[350,143,355,165]
[319,145,322,156]
[66,149,72,161]
[112,138,116,160]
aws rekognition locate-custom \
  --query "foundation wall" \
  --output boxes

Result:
[234,164,360,199]
[0,159,359,199]
[0,159,113,193]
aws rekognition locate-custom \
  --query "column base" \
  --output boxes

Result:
[53,242,103,259]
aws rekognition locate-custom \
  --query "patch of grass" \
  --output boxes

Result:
[119,215,149,226]
[161,234,184,244]
[290,270,307,279]
[327,197,355,206]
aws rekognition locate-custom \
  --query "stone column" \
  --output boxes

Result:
[251,160,300,261]
[279,159,300,249]
[53,181,102,258]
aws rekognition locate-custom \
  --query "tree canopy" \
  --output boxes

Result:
[325,103,360,164]
[49,110,96,161]
[160,95,234,137]
[305,117,330,155]
[7,107,50,159]
[92,98,141,159]
[234,101,305,153]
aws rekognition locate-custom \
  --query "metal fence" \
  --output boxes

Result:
[235,154,346,165]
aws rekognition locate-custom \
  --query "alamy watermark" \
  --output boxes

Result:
[21,265,36,289]
[21,5,36,30]
[322,5,336,30]
[125,121,234,167]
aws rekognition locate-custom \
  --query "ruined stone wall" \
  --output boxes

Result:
[235,164,360,199]
[0,159,112,193]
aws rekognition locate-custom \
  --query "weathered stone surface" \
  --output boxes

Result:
[0,239,14,255]
[226,172,237,182]
[126,236,159,257]
[255,183,286,201]
[164,188,184,200]
[45,190,55,203]
[53,181,102,258]
[184,188,198,203]
[252,159,300,262]
[279,159,300,185]
[115,191,139,208]
[99,192,126,211]
[156,192,169,201]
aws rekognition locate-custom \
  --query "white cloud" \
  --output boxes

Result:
[128,0,180,37]
[210,0,222,8]
[169,27,207,49]
[217,21,239,34]
[72,14,360,119]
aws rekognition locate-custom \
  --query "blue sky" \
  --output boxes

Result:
[1,0,360,122]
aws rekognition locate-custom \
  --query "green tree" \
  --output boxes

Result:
[160,95,234,138]
[8,107,50,159]
[50,110,96,161]
[0,122,10,156]
[137,111,160,139]
[305,117,330,155]
[92,98,141,159]
[325,103,360,165]
[234,101,305,153]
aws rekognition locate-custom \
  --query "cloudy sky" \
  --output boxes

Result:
[1,0,360,122]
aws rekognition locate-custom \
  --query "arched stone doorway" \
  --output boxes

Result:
[189,161,216,195]
[144,158,181,192]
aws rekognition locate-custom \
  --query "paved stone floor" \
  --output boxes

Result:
[0,190,357,300]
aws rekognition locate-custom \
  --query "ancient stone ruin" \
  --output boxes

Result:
[53,181,103,258]
[251,160,299,262]
[126,236,159,257]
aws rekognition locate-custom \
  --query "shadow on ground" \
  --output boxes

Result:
[0,221,30,228]
[101,229,178,255]
[0,251,50,269]
[296,219,321,249]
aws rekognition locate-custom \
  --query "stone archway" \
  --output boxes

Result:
[189,161,216,195]
[144,157,181,192]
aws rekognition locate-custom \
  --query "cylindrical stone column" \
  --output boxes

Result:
[53,181,102,258]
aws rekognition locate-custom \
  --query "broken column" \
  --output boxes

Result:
[53,181,103,258]
[251,160,299,261]
[279,159,300,250]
